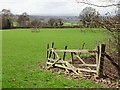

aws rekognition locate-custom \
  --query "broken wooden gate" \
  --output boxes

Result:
[46,43,106,77]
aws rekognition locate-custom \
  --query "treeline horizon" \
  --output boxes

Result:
[1,7,118,29]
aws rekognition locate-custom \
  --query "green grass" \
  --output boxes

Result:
[63,22,78,26]
[2,28,108,88]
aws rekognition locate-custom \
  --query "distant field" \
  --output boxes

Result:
[2,28,108,88]
[63,22,79,26]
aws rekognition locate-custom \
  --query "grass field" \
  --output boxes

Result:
[2,28,108,88]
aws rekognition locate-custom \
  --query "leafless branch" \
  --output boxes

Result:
[75,1,120,7]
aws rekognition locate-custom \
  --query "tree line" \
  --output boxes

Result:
[0,9,64,29]
[0,7,118,29]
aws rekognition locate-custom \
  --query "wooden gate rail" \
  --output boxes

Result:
[54,49,98,53]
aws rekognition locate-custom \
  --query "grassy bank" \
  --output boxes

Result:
[2,28,108,88]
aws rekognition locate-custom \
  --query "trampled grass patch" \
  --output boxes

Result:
[2,28,108,88]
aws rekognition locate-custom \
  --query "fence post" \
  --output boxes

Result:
[96,45,99,76]
[47,44,49,59]
[71,52,73,62]
[63,46,67,60]
[97,44,106,77]
[46,44,49,66]
[49,42,54,58]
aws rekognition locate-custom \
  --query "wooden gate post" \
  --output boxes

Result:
[46,44,49,66]
[97,44,106,77]
[47,44,49,59]
[96,45,99,76]
[63,46,67,60]
[49,42,54,58]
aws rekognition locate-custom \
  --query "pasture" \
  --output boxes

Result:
[2,28,108,88]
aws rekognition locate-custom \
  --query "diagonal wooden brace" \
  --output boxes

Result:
[47,58,61,70]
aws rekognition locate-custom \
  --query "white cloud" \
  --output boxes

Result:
[0,0,118,16]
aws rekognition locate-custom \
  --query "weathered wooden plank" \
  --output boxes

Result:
[73,52,86,64]
[52,50,60,58]
[54,49,97,53]
[46,62,69,69]
[46,62,97,73]
[73,52,92,70]
[96,46,100,65]
[97,44,106,77]
[47,58,61,70]
[96,46,99,75]
[46,61,82,75]
[48,59,96,67]
[47,59,67,64]
[65,61,81,75]
[78,68,97,73]
[78,64,97,67]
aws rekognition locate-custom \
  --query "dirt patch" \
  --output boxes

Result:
[73,55,118,88]
[71,55,96,70]
[39,55,119,88]
[48,66,118,88]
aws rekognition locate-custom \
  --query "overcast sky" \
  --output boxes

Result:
[0,0,118,16]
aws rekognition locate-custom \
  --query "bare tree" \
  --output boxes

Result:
[48,18,63,27]
[75,0,120,87]
[76,0,119,49]
[1,9,13,29]
[58,18,64,27]
[80,7,99,28]
[48,18,56,27]
[30,19,41,32]
[18,12,30,28]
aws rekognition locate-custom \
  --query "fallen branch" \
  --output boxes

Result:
[105,52,119,71]
[75,0,119,7]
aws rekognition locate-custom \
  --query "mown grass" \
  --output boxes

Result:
[2,28,108,88]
